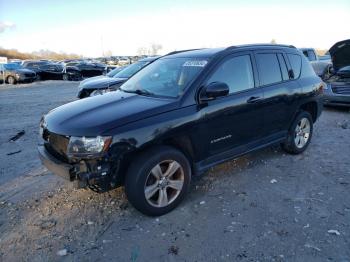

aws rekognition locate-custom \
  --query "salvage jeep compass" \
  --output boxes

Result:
[38,44,323,216]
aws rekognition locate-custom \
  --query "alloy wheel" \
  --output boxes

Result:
[294,117,311,149]
[144,160,184,208]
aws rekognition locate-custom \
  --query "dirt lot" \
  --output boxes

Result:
[0,81,349,262]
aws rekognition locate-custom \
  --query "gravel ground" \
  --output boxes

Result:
[0,81,349,262]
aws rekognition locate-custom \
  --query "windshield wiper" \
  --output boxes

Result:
[121,88,155,96]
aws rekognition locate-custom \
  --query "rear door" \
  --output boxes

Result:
[254,50,301,137]
[194,52,265,160]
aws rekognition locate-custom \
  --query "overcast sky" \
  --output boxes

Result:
[0,0,349,57]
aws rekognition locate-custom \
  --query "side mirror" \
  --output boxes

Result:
[201,82,229,101]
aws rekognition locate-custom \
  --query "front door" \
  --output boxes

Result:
[194,52,265,163]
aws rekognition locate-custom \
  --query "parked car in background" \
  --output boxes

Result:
[78,65,127,88]
[39,44,323,216]
[0,63,36,84]
[117,57,130,66]
[299,48,332,77]
[64,62,106,80]
[77,57,159,98]
[319,53,331,63]
[322,39,350,107]
[24,62,65,80]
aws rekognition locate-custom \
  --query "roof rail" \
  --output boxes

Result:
[165,48,204,56]
[226,44,296,49]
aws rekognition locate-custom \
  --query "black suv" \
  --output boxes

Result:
[38,44,323,216]
[23,62,65,81]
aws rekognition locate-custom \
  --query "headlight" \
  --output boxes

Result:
[90,89,111,97]
[67,136,112,158]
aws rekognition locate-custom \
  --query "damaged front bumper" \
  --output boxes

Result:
[38,145,116,190]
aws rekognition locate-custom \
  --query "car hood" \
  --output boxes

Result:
[44,90,177,136]
[5,68,35,74]
[329,39,350,71]
[79,75,110,85]
[80,77,127,90]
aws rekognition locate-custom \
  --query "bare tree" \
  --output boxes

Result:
[137,43,163,56]
[150,43,162,55]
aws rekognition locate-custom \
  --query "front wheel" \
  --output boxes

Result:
[62,74,69,81]
[282,111,313,154]
[7,76,16,85]
[125,146,191,216]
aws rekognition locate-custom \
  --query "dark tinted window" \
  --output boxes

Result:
[302,50,308,58]
[277,54,289,80]
[207,55,254,94]
[256,53,282,85]
[287,54,302,78]
[307,50,317,61]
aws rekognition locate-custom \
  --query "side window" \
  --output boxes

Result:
[277,54,289,81]
[207,55,254,94]
[307,50,317,61]
[287,54,302,79]
[302,50,309,60]
[256,53,282,86]
[41,64,50,70]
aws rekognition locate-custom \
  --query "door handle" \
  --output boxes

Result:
[247,96,261,103]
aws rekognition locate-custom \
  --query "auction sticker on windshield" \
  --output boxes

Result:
[183,60,208,67]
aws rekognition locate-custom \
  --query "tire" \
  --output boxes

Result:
[125,146,191,216]
[62,74,69,81]
[7,76,16,85]
[282,111,313,154]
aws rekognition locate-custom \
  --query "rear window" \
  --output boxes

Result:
[287,54,302,79]
[256,53,282,86]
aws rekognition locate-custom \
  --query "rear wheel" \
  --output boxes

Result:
[7,76,16,85]
[282,111,313,154]
[62,74,69,81]
[125,146,191,216]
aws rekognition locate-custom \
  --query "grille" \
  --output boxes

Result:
[42,129,70,162]
[332,85,350,95]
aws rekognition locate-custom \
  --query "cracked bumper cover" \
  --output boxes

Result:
[38,145,74,181]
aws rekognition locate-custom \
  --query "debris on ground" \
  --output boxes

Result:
[270,179,277,184]
[9,130,25,142]
[327,229,340,236]
[7,150,22,156]
[57,249,68,256]
[168,245,179,255]
[36,219,57,230]
[199,201,206,205]
[304,244,321,252]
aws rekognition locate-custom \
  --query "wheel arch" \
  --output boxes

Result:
[115,134,197,185]
[299,101,318,123]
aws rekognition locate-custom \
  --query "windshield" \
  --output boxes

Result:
[3,63,22,70]
[107,66,126,77]
[120,58,208,98]
[113,61,148,78]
